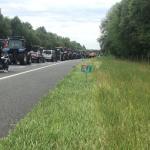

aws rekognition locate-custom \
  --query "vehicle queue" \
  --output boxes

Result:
[0,36,98,72]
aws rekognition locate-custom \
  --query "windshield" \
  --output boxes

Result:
[8,40,23,49]
[43,51,51,54]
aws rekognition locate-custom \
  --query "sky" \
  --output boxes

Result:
[0,0,121,49]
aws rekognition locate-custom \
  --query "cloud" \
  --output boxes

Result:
[0,0,121,49]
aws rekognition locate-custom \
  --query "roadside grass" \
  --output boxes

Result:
[94,57,150,149]
[0,57,149,149]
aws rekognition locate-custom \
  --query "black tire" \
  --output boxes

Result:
[20,53,27,65]
[5,63,9,71]
[37,58,40,63]
[3,60,9,71]
[27,55,32,65]
[42,58,45,63]
[51,57,54,62]
[60,55,64,61]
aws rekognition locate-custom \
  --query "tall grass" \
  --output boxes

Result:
[94,57,150,149]
[0,57,149,149]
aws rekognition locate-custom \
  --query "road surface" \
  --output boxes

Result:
[0,60,81,137]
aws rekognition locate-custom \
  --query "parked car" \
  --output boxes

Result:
[31,46,45,63]
[42,50,57,62]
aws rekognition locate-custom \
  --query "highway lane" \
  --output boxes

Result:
[0,60,81,137]
[0,62,59,78]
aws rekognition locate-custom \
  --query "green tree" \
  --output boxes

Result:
[0,15,86,51]
[0,15,11,38]
[99,0,150,58]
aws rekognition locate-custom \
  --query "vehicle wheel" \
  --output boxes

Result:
[60,55,63,61]
[5,64,9,71]
[4,61,9,71]
[63,56,65,61]
[27,55,32,65]
[20,54,27,65]
[42,58,45,63]
[37,58,40,63]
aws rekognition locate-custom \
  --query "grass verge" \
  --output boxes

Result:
[0,57,149,149]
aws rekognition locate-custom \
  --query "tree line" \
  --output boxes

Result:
[98,0,150,58]
[0,14,86,50]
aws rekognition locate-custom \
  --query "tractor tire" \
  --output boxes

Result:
[20,53,27,65]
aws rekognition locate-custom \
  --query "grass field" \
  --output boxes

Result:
[0,57,149,149]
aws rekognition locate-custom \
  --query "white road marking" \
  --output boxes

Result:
[0,61,67,81]
[9,66,26,69]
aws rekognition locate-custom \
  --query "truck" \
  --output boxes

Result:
[2,36,31,65]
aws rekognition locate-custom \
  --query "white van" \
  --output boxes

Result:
[42,50,56,62]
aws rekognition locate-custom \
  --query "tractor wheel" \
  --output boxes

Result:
[20,53,27,65]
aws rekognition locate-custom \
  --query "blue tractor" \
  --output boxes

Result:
[3,36,31,65]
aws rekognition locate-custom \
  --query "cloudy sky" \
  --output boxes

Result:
[0,0,121,49]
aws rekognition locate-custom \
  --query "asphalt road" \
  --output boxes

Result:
[0,60,81,137]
